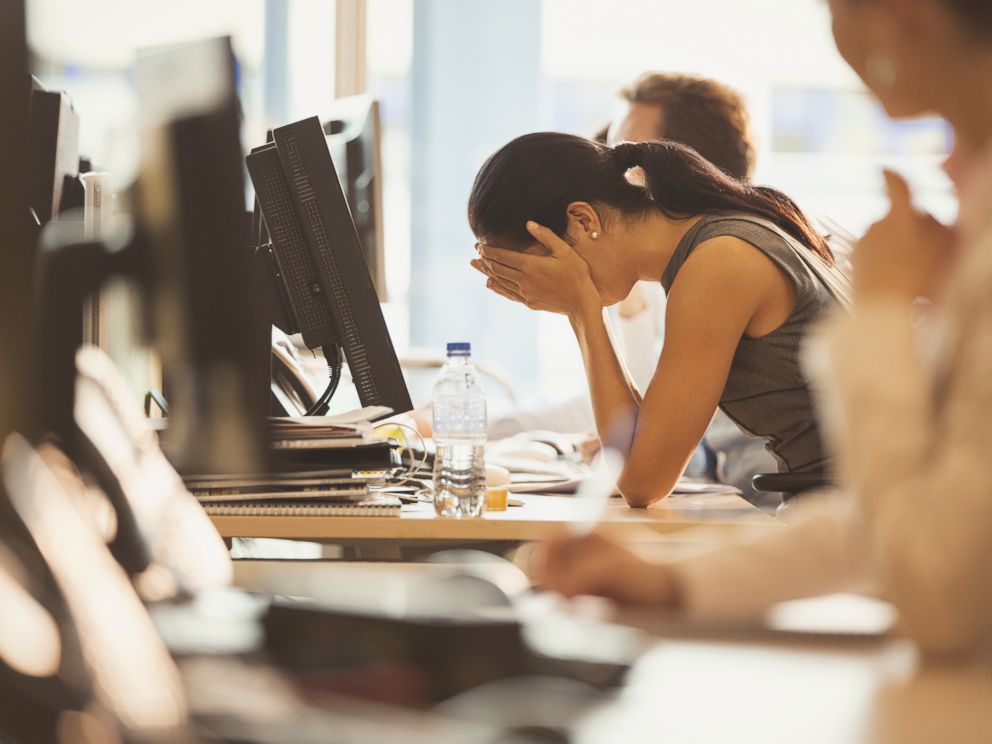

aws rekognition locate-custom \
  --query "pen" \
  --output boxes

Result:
[568,448,624,536]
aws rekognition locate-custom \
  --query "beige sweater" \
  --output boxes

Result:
[672,148,992,655]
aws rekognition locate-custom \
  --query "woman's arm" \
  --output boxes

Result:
[809,171,991,656]
[538,493,868,615]
[610,237,768,505]
[569,305,643,449]
[473,225,645,453]
[813,298,992,656]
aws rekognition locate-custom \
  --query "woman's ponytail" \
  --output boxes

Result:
[611,141,643,173]
[469,132,832,265]
[616,140,834,265]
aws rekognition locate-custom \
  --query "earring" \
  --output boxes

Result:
[590,231,599,240]
[865,52,898,91]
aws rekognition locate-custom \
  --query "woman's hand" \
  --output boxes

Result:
[537,529,681,607]
[854,170,956,303]
[471,221,602,320]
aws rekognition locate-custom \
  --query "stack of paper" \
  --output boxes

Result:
[186,406,403,517]
[267,406,400,472]
[184,469,380,504]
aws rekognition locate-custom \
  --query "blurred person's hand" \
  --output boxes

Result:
[537,529,681,607]
[854,170,957,303]
[471,222,602,319]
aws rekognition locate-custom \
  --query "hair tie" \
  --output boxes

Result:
[612,142,641,173]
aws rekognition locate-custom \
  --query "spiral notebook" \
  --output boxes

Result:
[194,485,371,504]
[203,496,402,518]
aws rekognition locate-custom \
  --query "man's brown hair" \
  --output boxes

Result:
[617,72,756,181]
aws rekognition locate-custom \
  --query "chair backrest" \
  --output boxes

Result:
[751,472,830,495]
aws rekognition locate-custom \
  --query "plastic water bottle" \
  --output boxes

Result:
[432,342,487,518]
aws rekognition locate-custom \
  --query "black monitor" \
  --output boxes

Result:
[246,116,412,420]
[28,76,81,225]
[33,37,270,477]
[133,37,271,474]
[0,0,40,444]
[322,95,387,300]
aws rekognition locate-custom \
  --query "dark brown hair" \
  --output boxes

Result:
[847,0,992,37]
[943,0,992,35]
[468,132,834,265]
[620,72,755,180]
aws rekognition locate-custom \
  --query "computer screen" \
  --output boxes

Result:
[253,96,387,301]
[0,0,40,444]
[322,95,387,300]
[135,37,270,474]
[28,77,81,225]
[246,116,413,420]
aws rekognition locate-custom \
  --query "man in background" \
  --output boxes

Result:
[598,71,755,177]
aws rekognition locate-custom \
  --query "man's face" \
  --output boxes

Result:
[606,101,665,146]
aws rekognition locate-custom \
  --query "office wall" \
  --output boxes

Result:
[408,0,543,399]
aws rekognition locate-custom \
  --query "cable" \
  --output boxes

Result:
[304,345,343,416]
[143,388,170,417]
[368,421,431,490]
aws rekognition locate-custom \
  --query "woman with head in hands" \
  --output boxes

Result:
[469,132,850,508]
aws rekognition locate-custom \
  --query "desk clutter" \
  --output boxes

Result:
[185,410,403,517]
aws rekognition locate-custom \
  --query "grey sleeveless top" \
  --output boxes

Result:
[660,213,851,475]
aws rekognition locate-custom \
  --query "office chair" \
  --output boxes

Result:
[751,472,831,498]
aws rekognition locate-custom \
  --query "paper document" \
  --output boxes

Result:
[272,405,393,427]
[670,480,742,496]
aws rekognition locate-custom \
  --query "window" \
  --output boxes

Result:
[31,1,953,412]
[27,0,338,400]
[367,0,952,411]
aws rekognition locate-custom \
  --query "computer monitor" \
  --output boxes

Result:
[134,37,270,474]
[246,116,412,420]
[0,0,40,444]
[322,95,387,300]
[28,76,81,225]
[252,97,387,301]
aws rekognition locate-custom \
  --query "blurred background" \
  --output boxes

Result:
[28,0,954,413]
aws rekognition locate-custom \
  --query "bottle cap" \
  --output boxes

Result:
[446,342,471,355]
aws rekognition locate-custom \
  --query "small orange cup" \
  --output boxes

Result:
[486,486,509,511]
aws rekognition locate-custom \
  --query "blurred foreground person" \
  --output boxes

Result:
[541,0,992,657]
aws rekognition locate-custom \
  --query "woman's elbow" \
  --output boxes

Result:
[618,476,675,509]
[621,491,657,509]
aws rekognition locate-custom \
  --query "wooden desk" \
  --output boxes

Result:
[210,492,775,544]
[223,556,992,742]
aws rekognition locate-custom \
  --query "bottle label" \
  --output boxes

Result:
[432,397,487,440]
